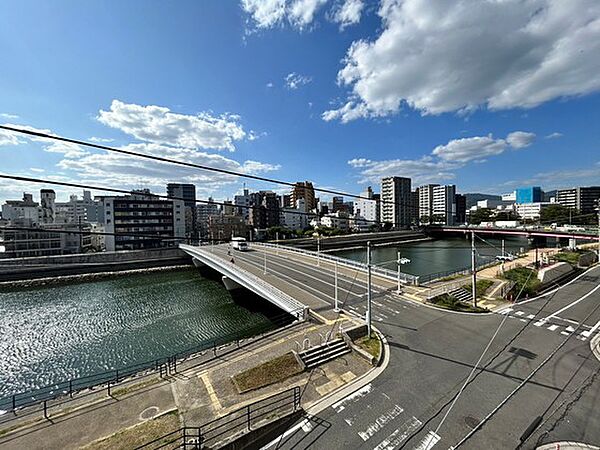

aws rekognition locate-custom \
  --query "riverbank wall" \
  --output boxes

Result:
[274,230,427,251]
[0,247,192,282]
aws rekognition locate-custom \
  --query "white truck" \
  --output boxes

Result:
[231,237,248,251]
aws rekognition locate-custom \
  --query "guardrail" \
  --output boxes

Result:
[137,387,301,449]
[180,244,308,318]
[251,242,420,285]
[0,309,302,421]
[418,259,499,284]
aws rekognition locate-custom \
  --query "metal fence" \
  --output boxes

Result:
[419,259,499,284]
[0,308,302,420]
[136,387,301,449]
[251,242,420,285]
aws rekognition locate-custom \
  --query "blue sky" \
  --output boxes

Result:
[1,0,599,204]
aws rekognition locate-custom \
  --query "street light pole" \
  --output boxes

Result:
[471,231,477,308]
[334,260,339,312]
[366,241,372,337]
[317,236,321,267]
[263,246,267,274]
[397,250,402,294]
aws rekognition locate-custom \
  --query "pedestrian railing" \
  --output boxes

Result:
[419,259,498,285]
[136,387,301,449]
[0,308,303,421]
[180,243,308,319]
[251,242,420,285]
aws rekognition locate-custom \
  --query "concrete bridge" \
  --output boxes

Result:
[179,242,419,323]
[179,243,309,321]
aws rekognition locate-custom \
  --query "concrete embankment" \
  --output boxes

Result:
[0,247,192,282]
[274,230,428,251]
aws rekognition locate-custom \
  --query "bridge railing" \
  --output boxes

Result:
[250,242,420,285]
[180,244,307,318]
[0,308,302,422]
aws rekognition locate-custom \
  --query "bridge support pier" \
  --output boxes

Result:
[222,275,243,291]
[192,258,206,268]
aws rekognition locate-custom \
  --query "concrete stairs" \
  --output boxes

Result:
[299,339,351,370]
[448,288,472,302]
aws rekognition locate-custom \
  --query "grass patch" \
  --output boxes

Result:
[436,273,465,282]
[81,410,179,450]
[502,267,540,297]
[554,251,581,265]
[111,377,161,398]
[462,279,494,298]
[355,333,381,359]
[232,352,303,394]
[429,294,488,313]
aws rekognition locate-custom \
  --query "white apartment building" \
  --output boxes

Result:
[321,212,349,231]
[419,184,456,225]
[354,187,379,224]
[515,202,551,220]
[380,177,412,229]
[234,188,251,222]
[1,193,40,224]
[279,199,311,230]
[55,190,104,224]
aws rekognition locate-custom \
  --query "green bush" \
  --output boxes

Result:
[503,267,540,297]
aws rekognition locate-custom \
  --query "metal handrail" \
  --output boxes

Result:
[180,244,307,318]
[252,242,420,285]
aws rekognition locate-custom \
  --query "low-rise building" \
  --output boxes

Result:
[515,202,552,220]
[321,212,349,231]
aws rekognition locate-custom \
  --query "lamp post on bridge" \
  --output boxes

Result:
[334,260,339,312]
[366,241,372,337]
[396,250,411,294]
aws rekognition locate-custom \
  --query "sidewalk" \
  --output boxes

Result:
[0,316,373,449]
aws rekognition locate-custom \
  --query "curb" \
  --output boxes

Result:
[590,332,600,363]
[537,442,600,450]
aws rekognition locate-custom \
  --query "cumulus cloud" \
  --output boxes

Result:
[330,0,363,30]
[97,100,247,152]
[348,156,457,185]
[285,72,313,90]
[57,143,281,197]
[350,130,536,183]
[0,123,87,157]
[545,132,563,139]
[89,136,115,143]
[241,0,328,30]
[324,0,600,121]
[0,113,19,120]
[506,131,536,149]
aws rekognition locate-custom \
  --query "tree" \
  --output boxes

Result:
[468,208,493,225]
[495,210,518,221]
[540,205,571,224]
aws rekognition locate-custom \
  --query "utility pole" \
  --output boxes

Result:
[317,236,321,267]
[501,239,505,258]
[334,260,339,312]
[597,202,600,261]
[397,250,402,294]
[471,231,477,308]
[366,241,372,336]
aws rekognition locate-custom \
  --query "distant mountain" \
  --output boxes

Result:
[544,190,557,201]
[463,193,502,208]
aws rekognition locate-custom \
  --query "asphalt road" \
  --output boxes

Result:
[212,245,600,450]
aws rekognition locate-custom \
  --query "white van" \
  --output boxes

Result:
[231,237,248,251]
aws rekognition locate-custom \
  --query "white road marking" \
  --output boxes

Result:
[566,326,575,332]
[301,419,313,432]
[332,384,373,413]
[413,430,441,450]
[582,318,600,338]
[527,314,535,319]
[259,418,310,449]
[520,319,528,323]
[561,331,570,336]
[372,416,422,450]
[498,308,513,315]
[542,283,600,323]
[515,311,525,316]
[358,404,404,441]
[547,325,559,331]
[534,321,544,327]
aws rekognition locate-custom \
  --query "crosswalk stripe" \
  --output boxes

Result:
[372,417,422,450]
[413,431,441,450]
[358,404,404,442]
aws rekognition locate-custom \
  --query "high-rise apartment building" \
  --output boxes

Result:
[455,194,467,224]
[380,177,412,229]
[556,186,600,214]
[249,191,280,229]
[55,190,104,224]
[40,189,56,224]
[516,186,543,204]
[290,181,316,212]
[234,188,252,221]
[418,184,456,225]
[354,187,379,224]
[418,184,438,222]
[167,184,197,241]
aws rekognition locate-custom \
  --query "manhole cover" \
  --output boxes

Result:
[464,416,480,429]
[140,406,160,420]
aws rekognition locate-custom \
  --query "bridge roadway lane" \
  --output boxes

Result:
[211,247,600,449]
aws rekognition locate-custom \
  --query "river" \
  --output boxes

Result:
[0,268,275,398]
[332,236,532,278]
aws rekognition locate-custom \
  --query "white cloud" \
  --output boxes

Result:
[331,0,363,30]
[89,136,115,143]
[97,100,247,152]
[247,130,267,141]
[29,168,45,173]
[324,0,600,121]
[288,0,328,29]
[545,132,563,139]
[499,162,600,191]
[56,143,280,198]
[0,123,87,158]
[266,82,274,88]
[0,113,19,120]
[241,0,327,30]
[285,72,313,89]
[0,128,22,146]
[350,129,537,183]
[44,141,88,158]
[348,156,457,185]
[506,131,536,149]
[432,135,508,163]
